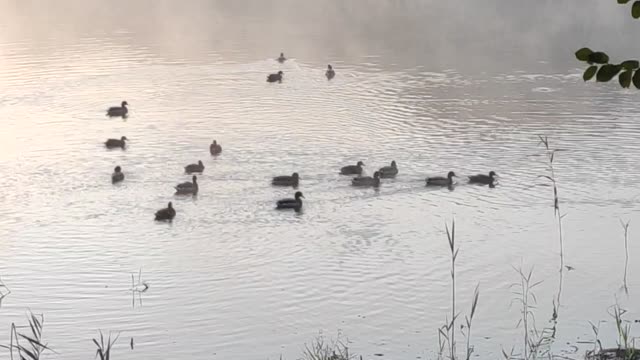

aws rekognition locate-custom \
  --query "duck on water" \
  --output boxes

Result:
[155,202,176,221]
[105,136,127,149]
[468,171,498,185]
[277,53,286,63]
[106,101,128,117]
[378,160,398,178]
[267,71,284,83]
[276,191,304,211]
[210,140,222,155]
[326,65,335,80]
[175,175,198,195]
[112,166,124,183]
[185,160,205,174]
[340,161,364,175]
[272,172,299,187]
[352,171,381,188]
[426,171,457,186]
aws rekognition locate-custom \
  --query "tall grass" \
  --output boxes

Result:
[93,331,120,360]
[301,333,357,360]
[586,303,639,360]
[620,220,631,294]
[0,276,10,307]
[1,312,52,360]
[538,135,566,268]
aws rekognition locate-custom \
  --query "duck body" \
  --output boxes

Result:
[326,65,335,80]
[155,202,176,221]
[469,171,497,185]
[106,101,128,117]
[111,166,124,183]
[276,191,304,210]
[427,171,456,186]
[272,173,299,187]
[378,161,398,178]
[210,140,222,155]
[185,160,205,174]
[267,71,284,83]
[340,161,364,175]
[352,171,381,188]
[175,175,199,195]
[105,136,127,149]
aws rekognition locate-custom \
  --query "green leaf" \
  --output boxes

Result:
[619,70,632,88]
[588,52,610,64]
[575,48,593,61]
[621,60,640,70]
[619,0,631,3]
[633,69,640,89]
[583,66,598,81]
[596,64,621,82]
[633,1,640,18]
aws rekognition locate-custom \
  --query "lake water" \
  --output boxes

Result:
[1,1,640,359]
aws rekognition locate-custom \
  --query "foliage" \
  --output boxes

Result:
[0,312,52,360]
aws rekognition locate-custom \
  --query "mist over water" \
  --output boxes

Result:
[1,1,640,359]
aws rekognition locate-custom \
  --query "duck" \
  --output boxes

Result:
[469,171,498,185]
[277,52,287,63]
[184,160,205,174]
[276,191,304,210]
[175,175,198,195]
[106,101,128,117]
[105,136,127,149]
[272,172,299,187]
[111,166,124,183]
[154,202,176,221]
[340,161,364,175]
[352,171,381,188]
[209,140,222,155]
[325,64,335,80]
[267,71,284,83]
[378,161,398,178]
[427,171,457,186]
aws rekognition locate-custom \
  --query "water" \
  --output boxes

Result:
[1,1,640,359]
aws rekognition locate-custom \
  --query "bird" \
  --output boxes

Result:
[276,191,304,210]
[379,161,398,178]
[427,171,457,186]
[277,52,286,63]
[154,202,176,221]
[111,166,124,183]
[267,71,284,83]
[468,171,498,185]
[184,160,205,174]
[210,140,222,155]
[352,171,381,188]
[272,173,299,187]
[106,101,129,117]
[175,175,198,195]
[326,64,335,80]
[340,161,364,175]
[105,136,127,149]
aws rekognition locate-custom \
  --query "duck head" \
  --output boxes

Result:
[295,191,304,200]
[198,160,203,167]
[292,172,300,179]
[167,202,173,209]
[357,161,364,167]
[489,171,497,178]
[278,71,284,75]
[121,101,128,107]
[192,175,197,183]
[280,52,284,57]
[391,160,397,168]
[114,166,121,172]
[328,64,333,70]
[212,140,217,145]
[373,171,381,179]
[447,171,457,179]
[120,136,128,141]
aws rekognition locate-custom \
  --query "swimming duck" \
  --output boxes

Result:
[106,101,128,117]
[112,166,124,183]
[276,191,304,210]
[267,71,284,83]
[154,202,176,221]
[175,175,198,195]
[185,160,205,174]
[468,171,498,185]
[427,171,457,186]
[378,161,398,178]
[272,172,299,187]
[326,65,335,80]
[277,53,287,63]
[340,161,365,175]
[352,171,381,188]
[105,136,127,149]
[210,140,222,155]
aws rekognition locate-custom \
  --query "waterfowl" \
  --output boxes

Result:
[427,171,457,186]
[185,160,205,174]
[277,52,286,63]
[272,172,299,187]
[276,191,304,210]
[469,171,498,185]
[379,161,398,178]
[106,101,128,117]
[105,136,127,149]
[112,166,124,183]
[352,171,381,188]
[155,202,176,221]
[209,140,222,155]
[175,175,198,195]
[267,71,284,83]
[325,65,335,80]
[340,161,364,175]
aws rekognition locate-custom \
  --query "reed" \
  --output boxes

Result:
[0,312,52,360]
[0,276,10,307]
[538,135,566,268]
[301,333,357,360]
[92,331,120,360]
[620,220,631,293]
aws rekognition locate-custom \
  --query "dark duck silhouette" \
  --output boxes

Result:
[340,161,364,175]
[325,64,335,80]
[175,175,198,195]
[184,160,204,174]
[276,191,304,211]
[468,171,498,185]
[272,172,299,187]
[209,140,222,155]
[427,171,457,186]
[106,101,128,117]
[105,136,127,149]
[277,52,286,63]
[155,202,176,221]
[378,160,398,178]
[267,71,284,83]
[111,166,124,183]
[352,171,381,188]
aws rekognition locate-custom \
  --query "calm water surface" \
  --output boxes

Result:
[1,1,640,359]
